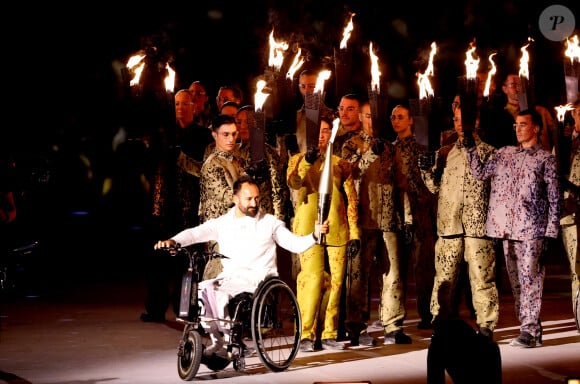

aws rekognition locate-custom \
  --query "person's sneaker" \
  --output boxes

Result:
[509,332,538,348]
[299,339,314,352]
[321,338,345,350]
[358,331,377,346]
[140,312,166,323]
[478,327,494,342]
[383,330,412,345]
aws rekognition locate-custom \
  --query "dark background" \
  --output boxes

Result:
[1,0,578,287]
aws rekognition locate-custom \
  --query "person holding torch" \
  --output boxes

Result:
[287,114,360,352]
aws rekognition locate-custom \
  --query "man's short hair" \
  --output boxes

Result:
[211,114,237,131]
[233,174,259,195]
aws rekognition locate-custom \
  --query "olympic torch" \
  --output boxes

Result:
[316,118,340,245]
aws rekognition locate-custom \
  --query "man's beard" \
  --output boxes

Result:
[244,206,258,217]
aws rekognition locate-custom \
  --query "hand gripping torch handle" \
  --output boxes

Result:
[317,193,331,245]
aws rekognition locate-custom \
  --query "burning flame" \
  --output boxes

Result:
[330,118,340,143]
[286,48,305,81]
[464,42,480,80]
[164,64,175,93]
[565,35,580,63]
[554,103,574,122]
[483,53,497,98]
[519,42,531,80]
[314,70,332,93]
[369,42,381,93]
[339,13,356,49]
[254,80,270,112]
[416,42,437,99]
[268,28,289,72]
[126,53,146,86]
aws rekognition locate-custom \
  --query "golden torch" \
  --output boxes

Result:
[317,118,340,245]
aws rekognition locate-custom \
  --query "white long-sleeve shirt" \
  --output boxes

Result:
[172,207,316,284]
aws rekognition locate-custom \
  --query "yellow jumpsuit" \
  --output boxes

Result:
[287,151,360,341]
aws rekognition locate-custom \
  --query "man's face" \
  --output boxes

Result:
[216,89,239,110]
[188,83,208,115]
[212,123,239,152]
[298,75,317,98]
[502,75,521,105]
[514,115,537,146]
[235,109,250,142]
[359,104,373,136]
[390,106,413,138]
[318,120,332,151]
[234,183,260,217]
[338,98,360,131]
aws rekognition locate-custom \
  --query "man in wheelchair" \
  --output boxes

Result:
[154,174,329,356]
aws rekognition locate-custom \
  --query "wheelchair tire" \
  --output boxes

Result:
[177,326,202,381]
[251,277,301,372]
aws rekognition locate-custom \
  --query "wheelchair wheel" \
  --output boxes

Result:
[251,278,301,372]
[177,325,202,381]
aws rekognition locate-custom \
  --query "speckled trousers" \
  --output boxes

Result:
[503,238,545,338]
[430,236,499,329]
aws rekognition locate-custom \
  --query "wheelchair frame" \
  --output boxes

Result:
[165,245,302,381]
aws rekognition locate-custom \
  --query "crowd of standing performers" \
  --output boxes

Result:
[138,68,579,354]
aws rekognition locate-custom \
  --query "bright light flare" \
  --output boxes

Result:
[268,28,289,71]
[339,13,355,49]
[369,42,381,93]
[464,41,480,80]
[286,48,305,80]
[314,70,332,93]
[416,42,437,99]
[254,80,270,112]
[164,64,175,93]
[519,41,531,80]
[554,103,574,122]
[565,35,580,63]
[483,53,497,98]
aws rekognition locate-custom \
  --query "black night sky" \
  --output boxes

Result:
[3,0,579,225]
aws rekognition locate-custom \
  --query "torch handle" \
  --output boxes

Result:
[317,193,331,245]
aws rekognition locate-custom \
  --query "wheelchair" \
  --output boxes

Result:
[162,244,302,381]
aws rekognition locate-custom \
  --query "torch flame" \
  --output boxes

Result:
[565,35,580,64]
[314,70,332,93]
[416,41,437,99]
[126,53,146,86]
[483,52,497,98]
[464,41,480,80]
[339,13,356,49]
[369,42,381,93]
[268,28,289,72]
[330,118,340,143]
[254,80,270,112]
[286,48,305,80]
[554,103,574,122]
[164,64,175,93]
[519,42,531,80]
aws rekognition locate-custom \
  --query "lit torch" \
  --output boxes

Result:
[247,79,270,169]
[483,52,497,101]
[123,53,146,97]
[317,118,340,245]
[305,70,332,151]
[264,28,289,121]
[459,41,480,134]
[563,35,579,103]
[410,42,439,150]
[367,42,387,138]
[518,40,533,110]
[334,13,356,101]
